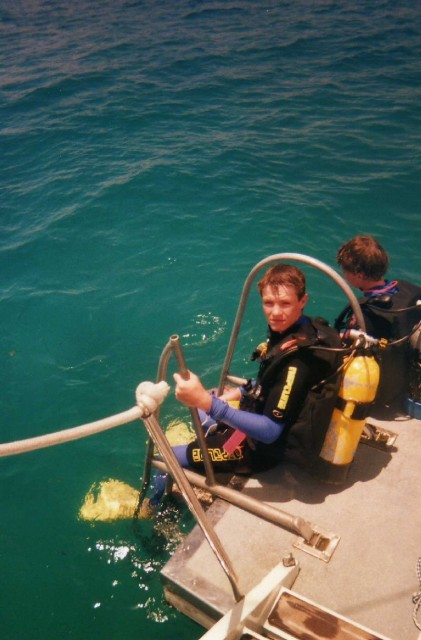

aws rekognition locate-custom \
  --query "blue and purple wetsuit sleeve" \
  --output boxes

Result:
[207,396,283,444]
[150,395,284,507]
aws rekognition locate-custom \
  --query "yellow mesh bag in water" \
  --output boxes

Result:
[79,419,195,521]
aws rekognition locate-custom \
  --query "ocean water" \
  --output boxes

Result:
[1,1,420,638]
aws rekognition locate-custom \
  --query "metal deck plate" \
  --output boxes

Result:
[293,526,340,562]
[161,417,421,639]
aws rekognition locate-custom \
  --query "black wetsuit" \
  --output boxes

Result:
[186,316,342,473]
[242,316,342,470]
[335,280,421,419]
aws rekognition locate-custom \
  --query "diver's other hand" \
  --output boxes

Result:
[173,371,212,412]
[219,386,242,403]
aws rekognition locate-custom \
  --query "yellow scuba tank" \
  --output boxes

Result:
[315,352,380,483]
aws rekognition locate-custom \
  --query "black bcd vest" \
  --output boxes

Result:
[241,318,343,470]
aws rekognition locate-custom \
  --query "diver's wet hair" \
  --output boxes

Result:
[336,235,389,280]
[258,264,306,300]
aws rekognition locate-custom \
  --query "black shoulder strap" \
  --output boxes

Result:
[258,319,331,387]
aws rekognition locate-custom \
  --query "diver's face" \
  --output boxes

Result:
[261,284,308,333]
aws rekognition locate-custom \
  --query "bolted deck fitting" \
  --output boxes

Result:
[293,525,340,562]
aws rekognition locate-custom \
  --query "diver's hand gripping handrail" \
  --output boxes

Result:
[170,335,216,486]
[140,335,217,494]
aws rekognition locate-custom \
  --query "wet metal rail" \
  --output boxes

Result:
[217,252,365,394]
[137,335,321,603]
[141,411,243,602]
[151,459,315,543]
[138,256,365,600]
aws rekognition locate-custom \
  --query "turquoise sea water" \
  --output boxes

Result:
[1,1,420,638]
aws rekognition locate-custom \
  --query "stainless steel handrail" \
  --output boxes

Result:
[138,339,174,495]
[170,335,216,487]
[152,459,314,542]
[141,413,243,601]
[218,253,365,393]
[136,335,242,600]
[139,336,216,499]
[137,255,357,600]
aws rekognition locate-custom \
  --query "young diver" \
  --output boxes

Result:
[148,264,342,509]
[335,234,421,419]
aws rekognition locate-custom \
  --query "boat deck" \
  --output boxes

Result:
[161,417,421,639]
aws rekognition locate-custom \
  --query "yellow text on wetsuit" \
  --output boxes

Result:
[277,366,298,410]
[191,447,243,464]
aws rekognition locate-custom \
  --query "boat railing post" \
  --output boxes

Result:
[139,334,216,505]
[142,412,243,601]
[170,334,216,487]
[137,339,174,503]
[218,253,365,392]
[134,339,242,600]
[137,337,186,508]
[152,460,315,543]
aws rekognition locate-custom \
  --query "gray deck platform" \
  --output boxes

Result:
[161,417,421,639]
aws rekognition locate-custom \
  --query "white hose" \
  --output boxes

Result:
[0,380,170,458]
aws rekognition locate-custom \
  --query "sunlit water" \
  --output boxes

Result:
[1,1,420,638]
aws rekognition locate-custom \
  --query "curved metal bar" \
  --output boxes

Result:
[136,340,241,600]
[218,253,365,393]
[170,335,216,486]
[157,339,174,381]
[143,414,243,601]
[139,335,217,503]
[152,459,314,543]
[138,338,175,497]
